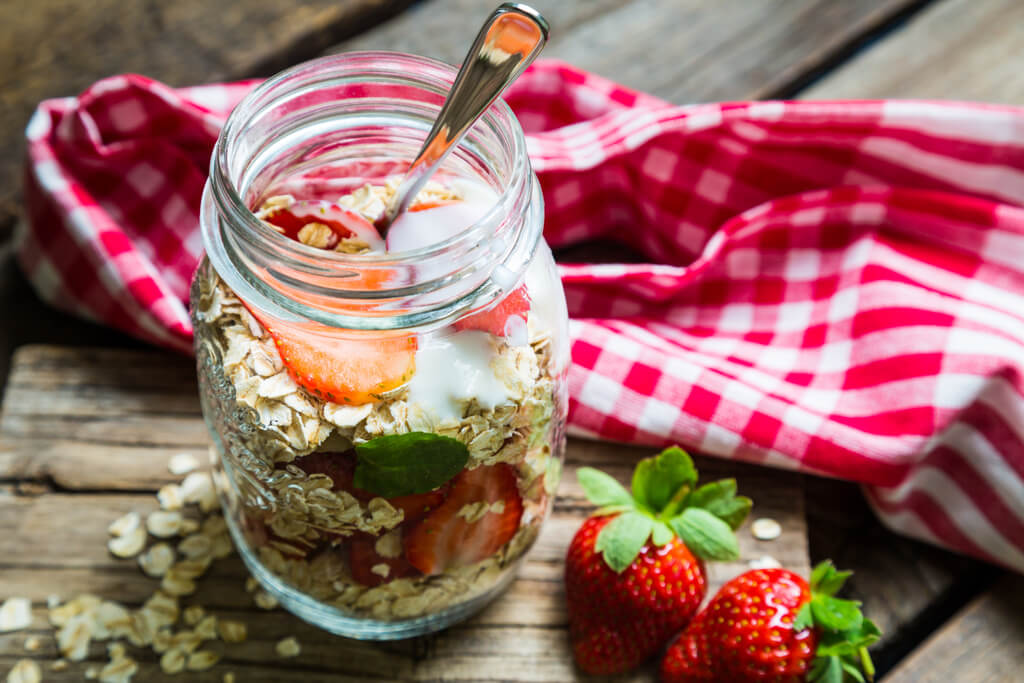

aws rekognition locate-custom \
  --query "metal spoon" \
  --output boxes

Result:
[376,2,549,236]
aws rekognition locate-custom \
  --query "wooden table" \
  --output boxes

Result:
[1,1,1022,681]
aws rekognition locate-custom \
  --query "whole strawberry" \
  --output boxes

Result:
[566,446,752,675]
[661,561,880,683]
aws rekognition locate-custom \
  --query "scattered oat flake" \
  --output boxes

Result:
[0,597,32,632]
[244,577,259,593]
[160,648,186,674]
[108,526,147,558]
[179,533,213,559]
[46,595,60,609]
[85,665,99,679]
[183,605,206,626]
[168,452,200,475]
[51,660,69,672]
[254,590,279,610]
[157,483,184,511]
[6,659,41,683]
[107,512,141,537]
[181,472,218,512]
[224,673,236,683]
[276,636,301,658]
[98,655,138,683]
[161,571,197,597]
[147,510,184,538]
[196,614,218,640]
[217,619,247,643]
[751,517,782,541]
[187,650,221,671]
[138,543,175,578]
[23,636,41,652]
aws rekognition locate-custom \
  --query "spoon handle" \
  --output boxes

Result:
[379,3,549,233]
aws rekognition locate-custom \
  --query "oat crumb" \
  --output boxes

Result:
[276,635,301,658]
[168,452,201,475]
[0,597,32,632]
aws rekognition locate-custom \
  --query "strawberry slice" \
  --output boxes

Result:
[403,463,524,575]
[262,202,383,251]
[348,534,419,587]
[409,199,459,212]
[454,284,531,338]
[259,322,416,406]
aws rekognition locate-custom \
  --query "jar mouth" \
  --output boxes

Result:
[203,51,541,331]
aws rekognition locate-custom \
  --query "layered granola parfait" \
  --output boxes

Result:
[190,53,568,639]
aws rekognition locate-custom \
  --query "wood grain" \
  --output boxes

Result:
[884,574,1024,683]
[802,0,1024,103]
[0,0,413,232]
[0,345,808,681]
[326,0,925,103]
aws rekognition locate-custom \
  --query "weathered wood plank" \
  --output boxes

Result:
[0,0,414,232]
[884,574,1024,683]
[326,0,926,103]
[0,345,807,681]
[802,0,1024,103]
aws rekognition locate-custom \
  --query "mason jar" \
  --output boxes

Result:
[189,52,569,640]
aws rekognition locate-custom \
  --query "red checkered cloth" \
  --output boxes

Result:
[20,61,1024,572]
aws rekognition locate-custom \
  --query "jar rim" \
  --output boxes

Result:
[202,51,543,331]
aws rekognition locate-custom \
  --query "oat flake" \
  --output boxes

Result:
[276,636,301,658]
[0,597,32,632]
[751,517,782,541]
[6,659,41,683]
[107,527,146,558]
[107,512,141,538]
[168,452,200,475]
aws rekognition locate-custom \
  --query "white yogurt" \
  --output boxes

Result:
[385,181,498,253]
[407,330,512,422]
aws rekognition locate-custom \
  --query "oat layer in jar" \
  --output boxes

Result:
[190,52,569,639]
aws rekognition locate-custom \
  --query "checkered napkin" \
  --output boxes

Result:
[20,61,1024,572]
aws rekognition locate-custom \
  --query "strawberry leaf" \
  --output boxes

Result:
[811,595,863,633]
[631,446,697,514]
[354,432,468,497]
[683,479,752,530]
[841,661,866,683]
[669,507,739,561]
[794,602,814,631]
[578,468,634,509]
[651,520,674,546]
[811,560,852,597]
[815,656,844,683]
[595,511,654,573]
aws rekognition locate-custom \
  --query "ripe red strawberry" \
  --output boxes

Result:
[348,534,420,587]
[661,562,880,683]
[454,284,530,338]
[566,446,752,676]
[404,463,523,575]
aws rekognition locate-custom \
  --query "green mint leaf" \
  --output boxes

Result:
[669,507,739,561]
[631,446,697,514]
[354,432,469,498]
[811,595,864,633]
[595,511,654,573]
[651,520,674,546]
[684,479,752,530]
[794,602,814,631]
[578,468,634,508]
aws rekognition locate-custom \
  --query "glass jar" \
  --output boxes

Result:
[189,52,569,640]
